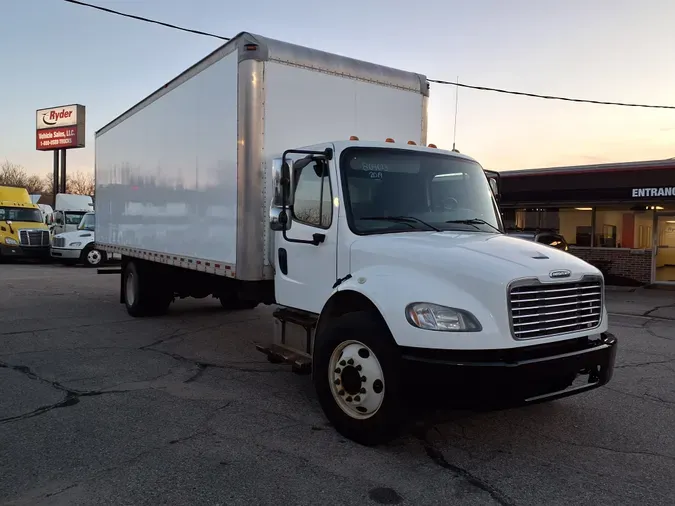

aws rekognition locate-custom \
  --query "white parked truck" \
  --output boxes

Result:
[51,212,117,267]
[95,32,617,445]
[52,193,94,236]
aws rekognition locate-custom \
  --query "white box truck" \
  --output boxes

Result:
[95,32,617,445]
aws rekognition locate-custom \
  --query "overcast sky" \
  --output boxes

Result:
[2,0,674,177]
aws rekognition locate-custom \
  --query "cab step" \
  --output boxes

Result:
[255,307,318,374]
[255,343,312,374]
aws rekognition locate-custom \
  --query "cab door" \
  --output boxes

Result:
[273,152,338,314]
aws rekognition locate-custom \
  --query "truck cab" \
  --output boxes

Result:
[52,193,94,236]
[51,212,112,267]
[263,138,616,445]
[0,186,51,261]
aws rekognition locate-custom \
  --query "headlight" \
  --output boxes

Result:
[69,242,82,247]
[405,302,482,332]
[4,237,18,245]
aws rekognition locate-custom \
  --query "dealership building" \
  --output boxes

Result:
[497,158,675,285]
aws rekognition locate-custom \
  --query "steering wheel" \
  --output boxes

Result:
[442,197,459,211]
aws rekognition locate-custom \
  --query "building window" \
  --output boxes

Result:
[558,208,593,246]
[511,208,592,246]
[593,206,654,249]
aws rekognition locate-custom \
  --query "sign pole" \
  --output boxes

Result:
[60,148,67,193]
[53,150,60,207]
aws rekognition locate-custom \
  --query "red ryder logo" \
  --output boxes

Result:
[42,109,73,126]
[36,105,82,130]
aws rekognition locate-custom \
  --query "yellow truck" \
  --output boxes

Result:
[0,185,51,261]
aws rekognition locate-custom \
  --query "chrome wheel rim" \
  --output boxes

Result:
[328,340,385,420]
[87,249,102,265]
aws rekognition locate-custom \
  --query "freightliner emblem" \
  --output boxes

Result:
[549,269,571,279]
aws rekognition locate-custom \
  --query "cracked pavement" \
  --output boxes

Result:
[1,264,674,506]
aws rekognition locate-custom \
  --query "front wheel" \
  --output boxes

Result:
[313,311,406,446]
[81,245,105,267]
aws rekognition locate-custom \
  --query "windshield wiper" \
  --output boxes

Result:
[445,218,502,233]
[360,216,441,232]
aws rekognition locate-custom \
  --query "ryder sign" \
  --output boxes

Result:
[36,104,86,151]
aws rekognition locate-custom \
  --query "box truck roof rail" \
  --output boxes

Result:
[95,31,429,137]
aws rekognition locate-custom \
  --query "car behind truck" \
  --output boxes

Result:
[95,32,617,445]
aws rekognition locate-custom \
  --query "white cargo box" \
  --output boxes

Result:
[95,32,429,281]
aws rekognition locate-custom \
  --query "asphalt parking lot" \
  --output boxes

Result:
[1,264,674,506]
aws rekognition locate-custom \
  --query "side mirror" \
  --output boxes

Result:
[270,157,292,231]
[313,159,327,178]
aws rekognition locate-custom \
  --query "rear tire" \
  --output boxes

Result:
[313,310,406,446]
[123,261,172,317]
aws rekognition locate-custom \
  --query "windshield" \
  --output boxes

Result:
[0,206,42,223]
[77,213,95,231]
[65,211,87,225]
[340,147,502,234]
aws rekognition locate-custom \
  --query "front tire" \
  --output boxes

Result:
[313,310,406,446]
[81,245,105,267]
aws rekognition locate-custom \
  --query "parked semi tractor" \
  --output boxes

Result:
[0,185,51,261]
[95,32,617,445]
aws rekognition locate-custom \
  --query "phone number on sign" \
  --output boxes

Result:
[40,138,74,147]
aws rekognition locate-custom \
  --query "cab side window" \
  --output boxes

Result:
[292,161,332,228]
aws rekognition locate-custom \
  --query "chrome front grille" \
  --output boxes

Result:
[509,276,603,340]
[52,237,66,247]
[19,230,50,247]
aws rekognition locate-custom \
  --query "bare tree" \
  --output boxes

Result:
[25,174,45,195]
[43,171,54,194]
[42,170,95,196]
[0,160,29,188]
[67,170,95,196]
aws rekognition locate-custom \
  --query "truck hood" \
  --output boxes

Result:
[54,230,95,242]
[349,231,600,285]
[5,221,49,231]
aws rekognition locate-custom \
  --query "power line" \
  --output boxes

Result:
[62,0,230,41]
[428,79,675,110]
[62,0,675,111]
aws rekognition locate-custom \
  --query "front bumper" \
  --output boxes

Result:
[51,247,82,260]
[0,244,50,258]
[400,332,617,404]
